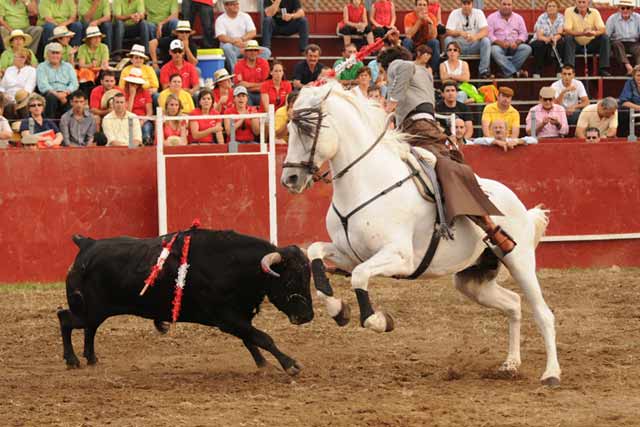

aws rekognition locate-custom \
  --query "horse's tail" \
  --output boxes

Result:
[527,204,550,248]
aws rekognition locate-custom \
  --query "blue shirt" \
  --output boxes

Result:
[36,61,79,94]
[606,12,640,42]
[533,12,565,40]
[19,116,60,134]
[619,78,640,105]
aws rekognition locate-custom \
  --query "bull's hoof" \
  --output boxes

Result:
[332,301,351,327]
[65,356,81,369]
[363,311,395,333]
[154,320,171,334]
[541,376,561,387]
[285,361,303,376]
[85,355,98,366]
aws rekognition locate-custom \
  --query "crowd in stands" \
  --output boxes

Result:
[0,0,638,150]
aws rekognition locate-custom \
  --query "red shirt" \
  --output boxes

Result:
[260,79,292,111]
[163,121,186,139]
[129,89,152,116]
[225,105,258,142]
[428,3,441,23]
[234,58,270,85]
[372,1,393,27]
[189,108,222,144]
[214,86,234,113]
[192,0,212,5]
[89,85,124,110]
[160,60,199,89]
[347,3,365,23]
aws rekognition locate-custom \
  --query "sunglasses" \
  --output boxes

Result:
[542,97,553,101]
[29,103,43,107]
[447,48,459,52]
[621,6,633,9]
[171,49,184,54]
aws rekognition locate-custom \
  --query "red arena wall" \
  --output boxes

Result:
[0,142,638,282]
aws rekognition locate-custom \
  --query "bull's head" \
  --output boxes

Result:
[261,246,314,325]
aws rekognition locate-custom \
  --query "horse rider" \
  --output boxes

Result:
[378,46,516,255]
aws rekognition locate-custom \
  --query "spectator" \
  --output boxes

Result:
[123,67,153,144]
[575,97,618,138]
[49,26,77,65]
[470,119,537,150]
[414,43,433,77]
[5,88,29,119]
[293,44,325,90]
[59,90,96,146]
[150,20,198,72]
[334,43,364,86]
[370,0,397,39]
[160,39,200,95]
[38,0,83,47]
[113,0,150,56]
[606,0,640,76]
[481,86,519,137]
[90,70,124,128]
[145,0,178,41]
[77,26,110,77]
[119,44,159,94]
[213,68,234,113]
[78,0,113,52]
[563,0,610,76]
[275,91,298,143]
[0,47,36,103]
[262,0,309,54]
[224,85,259,143]
[526,86,568,138]
[530,0,565,78]
[617,65,640,137]
[552,64,588,125]
[487,0,531,78]
[352,66,372,99]
[215,0,272,73]
[102,92,142,146]
[445,0,491,79]
[367,85,383,104]
[453,117,470,146]
[339,0,374,47]
[0,29,38,72]
[439,41,470,102]
[234,40,270,106]
[20,93,63,147]
[403,0,440,73]
[36,42,79,118]
[0,95,11,147]
[436,80,473,138]
[162,94,188,146]
[584,126,600,143]
[0,0,42,53]
[158,73,195,113]
[181,0,215,49]
[189,89,224,144]
[260,60,292,112]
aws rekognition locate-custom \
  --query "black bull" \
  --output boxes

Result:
[57,229,314,376]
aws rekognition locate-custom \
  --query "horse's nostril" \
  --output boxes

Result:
[288,174,299,185]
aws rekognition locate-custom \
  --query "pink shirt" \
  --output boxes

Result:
[487,11,529,43]
[526,104,569,137]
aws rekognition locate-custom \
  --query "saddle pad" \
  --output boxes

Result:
[397,144,437,202]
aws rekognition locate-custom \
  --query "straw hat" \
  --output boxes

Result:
[49,26,75,41]
[173,20,195,35]
[123,67,147,85]
[45,42,63,54]
[14,89,30,110]
[214,68,234,84]
[539,87,555,99]
[165,136,182,146]
[8,29,32,46]
[128,44,148,60]
[242,40,262,53]
[83,26,105,42]
[100,89,122,110]
[618,0,636,7]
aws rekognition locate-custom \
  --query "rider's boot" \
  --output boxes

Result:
[477,215,516,255]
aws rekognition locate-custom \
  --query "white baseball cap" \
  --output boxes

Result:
[170,39,184,51]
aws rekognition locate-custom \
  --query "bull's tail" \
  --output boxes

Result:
[72,234,96,251]
[527,204,550,248]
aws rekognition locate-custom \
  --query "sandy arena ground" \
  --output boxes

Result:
[1,268,639,427]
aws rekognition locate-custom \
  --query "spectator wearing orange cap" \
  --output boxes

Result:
[481,86,520,138]
[526,86,568,138]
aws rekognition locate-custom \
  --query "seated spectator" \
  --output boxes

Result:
[39,0,83,48]
[403,0,440,73]
[262,0,309,54]
[453,117,470,147]
[181,0,215,49]
[113,0,150,56]
[275,91,298,143]
[436,80,473,138]
[617,65,640,136]
[78,0,113,52]
[575,97,618,138]
[103,92,142,146]
[339,0,374,47]
[162,94,188,146]
[77,26,110,91]
[0,30,38,73]
[563,0,611,76]
[123,67,153,144]
[119,45,159,94]
[59,90,96,146]
[606,0,640,76]
[293,44,325,90]
[414,44,433,77]
[215,0,272,72]
[5,88,30,120]
[0,47,36,103]
[481,86,519,137]
[145,0,178,41]
[526,86,568,138]
[149,20,198,72]
[189,89,224,144]
[158,73,195,113]
[584,126,600,143]
[49,26,77,65]
[334,43,364,87]
[0,0,42,53]
[0,94,13,147]
[224,86,259,143]
[439,41,470,101]
[530,0,565,78]
[160,40,200,95]
[367,86,383,105]
[260,60,292,112]
[370,0,397,39]
[551,65,588,125]
[36,42,79,118]
[90,70,124,128]
[234,40,270,107]
[20,93,64,147]
[487,0,532,78]
[445,0,491,79]
[470,119,537,150]
[213,68,235,113]
[352,66,372,100]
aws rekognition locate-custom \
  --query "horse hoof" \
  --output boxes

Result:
[363,311,395,333]
[332,301,351,327]
[499,360,520,374]
[286,361,303,376]
[383,312,395,332]
[541,376,561,387]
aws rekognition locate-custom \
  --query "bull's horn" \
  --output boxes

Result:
[261,252,282,277]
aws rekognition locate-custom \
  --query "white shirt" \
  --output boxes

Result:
[215,12,256,39]
[351,85,368,100]
[551,78,588,109]
[0,116,11,145]
[103,111,142,146]
[0,65,36,101]
[469,136,538,145]
[446,8,488,34]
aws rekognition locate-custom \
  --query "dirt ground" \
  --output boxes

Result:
[1,268,639,427]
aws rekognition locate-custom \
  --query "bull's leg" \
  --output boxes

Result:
[243,339,268,369]
[83,325,99,365]
[57,308,85,368]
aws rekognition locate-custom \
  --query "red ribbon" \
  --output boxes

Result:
[171,235,192,322]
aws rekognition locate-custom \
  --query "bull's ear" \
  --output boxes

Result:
[261,252,282,277]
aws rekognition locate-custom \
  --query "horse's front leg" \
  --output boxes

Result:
[351,246,415,333]
[307,242,357,327]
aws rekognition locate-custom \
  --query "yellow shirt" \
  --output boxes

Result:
[564,7,605,46]
[158,89,195,114]
[481,102,520,137]
[119,64,160,90]
[275,105,288,142]
[576,103,618,135]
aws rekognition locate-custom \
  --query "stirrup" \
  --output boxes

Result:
[483,226,516,257]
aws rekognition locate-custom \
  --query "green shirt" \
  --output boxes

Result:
[77,43,109,66]
[0,0,30,30]
[0,48,38,70]
[333,58,364,81]
[113,0,145,26]
[61,44,74,63]
[38,0,77,26]
[144,0,177,25]
[78,0,111,22]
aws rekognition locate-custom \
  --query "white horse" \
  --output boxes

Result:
[280,81,561,386]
